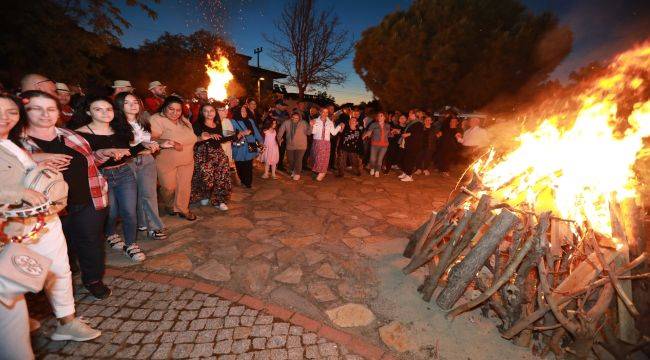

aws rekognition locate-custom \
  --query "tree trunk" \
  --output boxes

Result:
[436,209,519,310]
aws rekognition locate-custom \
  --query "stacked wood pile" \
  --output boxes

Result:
[402,173,649,359]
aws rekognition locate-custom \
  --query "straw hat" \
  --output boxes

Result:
[148,81,165,90]
[55,83,70,92]
[112,80,133,88]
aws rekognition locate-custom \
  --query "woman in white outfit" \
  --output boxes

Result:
[0,93,101,348]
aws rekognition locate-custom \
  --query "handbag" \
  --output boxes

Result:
[0,241,52,295]
[23,165,68,212]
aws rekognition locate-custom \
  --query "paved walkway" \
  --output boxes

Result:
[31,165,536,359]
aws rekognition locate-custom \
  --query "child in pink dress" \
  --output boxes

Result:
[261,119,280,179]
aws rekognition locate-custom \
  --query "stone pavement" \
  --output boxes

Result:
[30,272,374,359]
[31,165,536,359]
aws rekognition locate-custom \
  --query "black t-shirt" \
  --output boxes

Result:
[31,136,92,206]
[77,131,144,168]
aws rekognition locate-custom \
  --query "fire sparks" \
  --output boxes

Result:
[205,49,234,101]
[475,42,650,236]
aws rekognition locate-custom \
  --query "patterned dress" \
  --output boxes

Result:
[260,129,279,165]
[190,121,233,205]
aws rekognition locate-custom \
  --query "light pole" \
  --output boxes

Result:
[257,77,265,103]
[254,47,263,67]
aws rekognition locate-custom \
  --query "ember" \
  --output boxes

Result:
[402,42,649,358]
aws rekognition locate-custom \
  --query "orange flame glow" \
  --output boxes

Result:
[475,42,650,236]
[205,49,234,101]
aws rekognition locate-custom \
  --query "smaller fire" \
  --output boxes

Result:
[205,49,234,101]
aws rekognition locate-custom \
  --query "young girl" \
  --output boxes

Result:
[70,96,155,262]
[260,119,279,179]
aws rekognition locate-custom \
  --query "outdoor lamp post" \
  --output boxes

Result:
[257,77,265,102]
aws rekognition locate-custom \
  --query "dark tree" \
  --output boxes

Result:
[122,31,240,97]
[264,0,353,98]
[0,1,109,87]
[56,0,159,44]
[353,0,573,111]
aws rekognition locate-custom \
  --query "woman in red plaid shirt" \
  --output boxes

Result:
[17,91,129,301]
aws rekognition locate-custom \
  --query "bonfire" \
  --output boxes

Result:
[402,42,649,358]
[205,48,234,101]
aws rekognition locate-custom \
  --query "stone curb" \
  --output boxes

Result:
[105,267,393,359]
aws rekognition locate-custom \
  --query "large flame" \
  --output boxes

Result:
[475,42,650,235]
[205,49,234,101]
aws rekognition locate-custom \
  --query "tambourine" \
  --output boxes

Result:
[1,201,51,244]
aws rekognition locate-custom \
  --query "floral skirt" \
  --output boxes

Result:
[190,142,232,205]
[310,139,331,173]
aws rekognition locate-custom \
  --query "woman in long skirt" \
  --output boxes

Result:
[190,103,234,210]
[309,108,344,181]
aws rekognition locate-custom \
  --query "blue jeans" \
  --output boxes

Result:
[129,154,164,231]
[369,145,388,172]
[102,164,138,246]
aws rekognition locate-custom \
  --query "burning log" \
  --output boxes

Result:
[437,209,520,310]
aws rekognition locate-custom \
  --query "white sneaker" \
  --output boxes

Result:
[423,170,430,176]
[199,198,209,206]
[218,203,229,211]
[442,172,450,177]
[50,318,101,342]
[124,243,146,262]
[398,173,407,179]
[369,169,375,176]
[262,173,269,179]
[106,234,125,250]
[374,171,380,178]
[400,175,414,182]
[414,169,422,175]
[316,173,326,181]
[293,174,301,181]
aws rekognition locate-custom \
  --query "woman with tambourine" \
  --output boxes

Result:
[0,93,103,359]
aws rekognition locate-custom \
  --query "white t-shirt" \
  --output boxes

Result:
[462,126,490,147]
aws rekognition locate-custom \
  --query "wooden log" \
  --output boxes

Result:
[502,248,624,339]
[403,211,436,258]
[620,198,646,257]
[436,209,519,310]
[448,212,551,318]
[610,199,639,344]
[402,221,457,274]
[403,174,480,258]
[420,196,491,301]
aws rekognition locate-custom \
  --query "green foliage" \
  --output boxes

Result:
[353,0,573,111]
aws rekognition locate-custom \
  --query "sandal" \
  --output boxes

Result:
[124,243,146,262]
[178,212,197,221]
[106,234,125,250]
[149,229,168,240]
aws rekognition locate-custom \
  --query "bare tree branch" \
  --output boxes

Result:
[264,0,353,98]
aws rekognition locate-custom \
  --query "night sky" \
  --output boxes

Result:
[118,0,650,104]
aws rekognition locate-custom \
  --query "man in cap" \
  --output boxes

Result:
[190,87,209,123]
[144,80,167,114]
[112,80,134,98]
[56,82,74,125]
[20,73,57,96]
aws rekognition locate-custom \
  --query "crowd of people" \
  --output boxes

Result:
[0,73,490,359]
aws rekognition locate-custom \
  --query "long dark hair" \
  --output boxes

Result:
[196,103,217,125]
[69,95,134,141]
[114,92,151,132]
[1,93,29,145]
